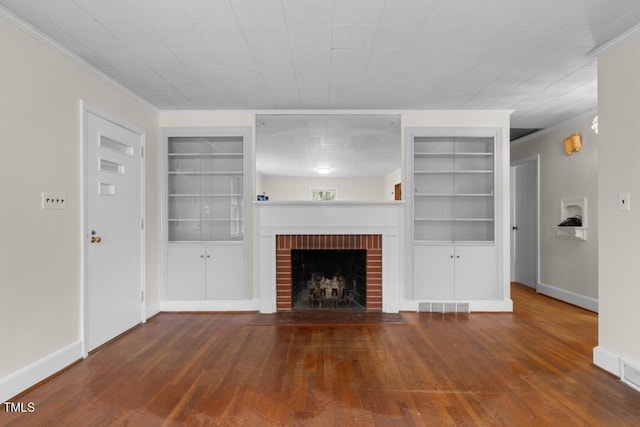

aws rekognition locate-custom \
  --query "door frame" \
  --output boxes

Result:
[80,100,146,357]
[510,154,540,289]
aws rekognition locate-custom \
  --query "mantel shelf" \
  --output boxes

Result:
[415,193,494,197]
[414,170,494,174]
[168,171,243,175]
[414,152,493,157]
[169,153,242,157]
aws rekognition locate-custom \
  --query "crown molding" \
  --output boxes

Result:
[588,21,640,58]
[0,6,158,112]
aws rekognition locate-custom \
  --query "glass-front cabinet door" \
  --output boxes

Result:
[167,135,245,242]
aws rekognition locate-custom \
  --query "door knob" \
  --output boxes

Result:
[90,236,102,243]
[512,226,518,230]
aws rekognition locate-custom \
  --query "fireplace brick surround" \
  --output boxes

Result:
[275,234,382,312]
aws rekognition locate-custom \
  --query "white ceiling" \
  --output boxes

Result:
[2,0,640,176]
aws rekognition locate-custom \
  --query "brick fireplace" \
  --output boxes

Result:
[275,234,382,312]
[257,202,400,313]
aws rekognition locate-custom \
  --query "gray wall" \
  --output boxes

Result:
[511,113,598,310]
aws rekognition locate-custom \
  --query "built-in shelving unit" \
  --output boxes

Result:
[407,129,503,306]
[162,128,252,306]
[412,136,495,243]
[167,135,245,242]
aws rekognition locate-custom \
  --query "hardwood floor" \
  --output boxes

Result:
[3,283,640,426]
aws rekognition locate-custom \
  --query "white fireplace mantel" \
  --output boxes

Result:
[257,201,403,313]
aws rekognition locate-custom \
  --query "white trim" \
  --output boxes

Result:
[140,132,147,323]
[510,154,540,290]
[593,346,621,377]
[588,21,640,57]
[160,300,261,312]
[0,341,82,402]
[469,299,513,312]
[146,302,161,319]
[161,109,515,117]
[0,6,157,113]
[537,282,598,312]
[398,299,513,312]
[81,101,147,357]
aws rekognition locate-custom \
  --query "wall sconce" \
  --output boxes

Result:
[563,133,582,155]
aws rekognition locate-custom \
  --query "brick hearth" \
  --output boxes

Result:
[275,234,382,312]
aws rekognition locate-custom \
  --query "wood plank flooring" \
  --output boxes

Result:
[2,283,640,426]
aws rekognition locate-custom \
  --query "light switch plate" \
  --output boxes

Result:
[42,192,66,210]
[618,192,631,211]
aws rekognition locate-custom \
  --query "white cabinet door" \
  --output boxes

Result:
[413,245,455,300]
[205,246,246,299]
[454,245,497,300]
[413,245,497,300]
[167,246,206,300]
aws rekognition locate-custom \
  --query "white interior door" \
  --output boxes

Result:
[85,108,144,352]
[511,158,538,288]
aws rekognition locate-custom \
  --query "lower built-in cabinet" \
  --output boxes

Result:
[413,245,497,300]
[167,245,246,300]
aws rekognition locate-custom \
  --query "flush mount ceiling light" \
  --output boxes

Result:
[316,167,332,174]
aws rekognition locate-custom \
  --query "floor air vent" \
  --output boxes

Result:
[621,360,640,392]
[418,302,470,313]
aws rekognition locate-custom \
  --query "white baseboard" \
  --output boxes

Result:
[537,282,598,312]
[160,299,261,312]
[593,346,621,377]
[0,340,83,402]
[145,302,161,319]
[469,299,513,312]
[398,299,513,312]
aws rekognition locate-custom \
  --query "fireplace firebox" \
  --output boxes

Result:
[291,249,366,309]
[275,234,382,312]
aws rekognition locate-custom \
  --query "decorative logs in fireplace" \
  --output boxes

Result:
[291,249,366,309]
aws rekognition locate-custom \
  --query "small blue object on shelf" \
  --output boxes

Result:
[257,194,269,201]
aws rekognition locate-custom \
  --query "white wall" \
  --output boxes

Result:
[596,33,640,375]
[0,16,158,398]
[511,114,599,309]
[261,176,385,201]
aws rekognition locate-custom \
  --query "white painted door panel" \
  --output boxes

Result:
[167,246,206,300]
[512,161,537,288]
[413,245,455,300]
[206,246,246,299]
[86,111,142,351]
[454,246,497,300]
